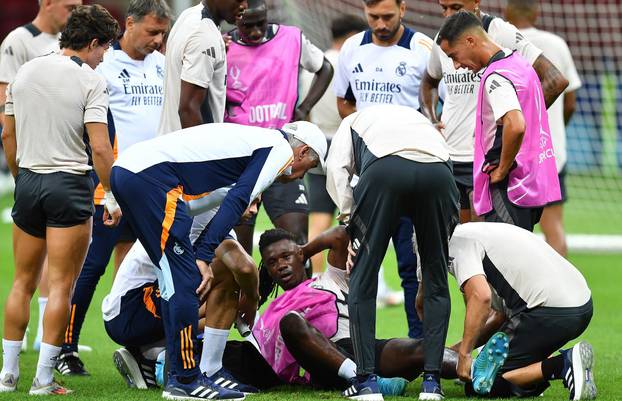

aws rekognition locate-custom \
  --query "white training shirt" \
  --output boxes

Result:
[326,105,450,221]
[334,27,433,111]
[158,4,227,135]
[306,48,342,139]
[97,43,165,153]
[520,27,582,171]
[102,205,233,321]
[480,50,522,153]
[0,23,59,85]
[428,16,542,162]
[449,222,591,313]
[5,54,108,174]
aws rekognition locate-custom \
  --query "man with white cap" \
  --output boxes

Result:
[109,120,326,400]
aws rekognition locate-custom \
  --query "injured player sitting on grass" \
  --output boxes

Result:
[218,227,458,396]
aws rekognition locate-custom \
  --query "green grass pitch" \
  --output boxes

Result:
[0,193,621,400]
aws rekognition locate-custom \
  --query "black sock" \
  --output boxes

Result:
[423,371,440,382]
[177,374,197,384]
[541,354,565,381]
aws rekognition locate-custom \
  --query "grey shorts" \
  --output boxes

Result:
[12,168,94,238]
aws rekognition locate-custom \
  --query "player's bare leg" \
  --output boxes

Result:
[113,241,135,277]
[540,204,567,257]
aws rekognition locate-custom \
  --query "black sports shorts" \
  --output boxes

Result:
[452,161,474,210]
[12,168,94,238]
[240,178,309,226]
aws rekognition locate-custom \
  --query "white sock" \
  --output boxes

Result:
[36,297,48,343]
[1,339,23,378]
[35,343,61,385]
[337,358,357,380]
[199,327,229,377]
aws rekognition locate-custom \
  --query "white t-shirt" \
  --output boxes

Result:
[158,4,227,135]
[326,105,450,220]
[481,52,522,153]
[102,205,234,321]
[5,53,108,174]
[0,24,59,84]
[520,27,582,171]
[334,27,433,111]
[305,48,342,139]
[97,44,165,153]
[428,17,542,162]
[449,222,591,312]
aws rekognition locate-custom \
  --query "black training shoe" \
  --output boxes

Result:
[163,373,245,400]
[561,341,596,400]
[55,352,90,376]
[342,374,384,401]
[113,347,158,389]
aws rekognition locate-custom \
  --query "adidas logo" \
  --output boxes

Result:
[488,79,501,94]
[352,63,364,74]
[118,68,130,80]
[516,31,524,42]
[295,194,308,205]
[202,47,216,58]
[3,46,13,56]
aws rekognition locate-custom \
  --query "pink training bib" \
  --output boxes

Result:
[252,279,339,384]
[473,51,561,215]
[225,25,302,129]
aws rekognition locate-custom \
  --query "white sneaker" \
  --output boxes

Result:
[29,378,72,395]
[0,373,18,392]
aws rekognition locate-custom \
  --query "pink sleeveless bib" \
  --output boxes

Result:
[252,279,339,384]
[474,51,561,215]
[225,25,302,129]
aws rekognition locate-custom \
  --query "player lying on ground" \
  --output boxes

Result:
[219,227,458,394]
[103,196,261,394]
[417,222,595,400]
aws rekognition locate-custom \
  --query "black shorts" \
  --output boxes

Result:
[104,283,164,348]
[12,168,94,238]
[452,162,474,210]
[222,340,283,390]
[241,178,309,226]
[500,299,593,373]
[465,299,593,399]
[306,172,336,214]
[484,177,543,232]
[221,338,391,390]
[547,167,567,206]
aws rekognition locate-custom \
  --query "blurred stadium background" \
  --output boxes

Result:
[1,0,621,247]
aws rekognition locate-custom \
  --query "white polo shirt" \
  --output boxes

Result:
[449,223,591,313]
[6,54,108,175]
[158,4,227,135]
[0,23,59,85]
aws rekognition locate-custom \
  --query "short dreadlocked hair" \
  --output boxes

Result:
[257,228,297,307]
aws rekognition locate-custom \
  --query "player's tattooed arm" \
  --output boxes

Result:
[419,71,444,131]
[533,54,569,109]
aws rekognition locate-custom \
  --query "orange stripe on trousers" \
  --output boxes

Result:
[161,186,182,252]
